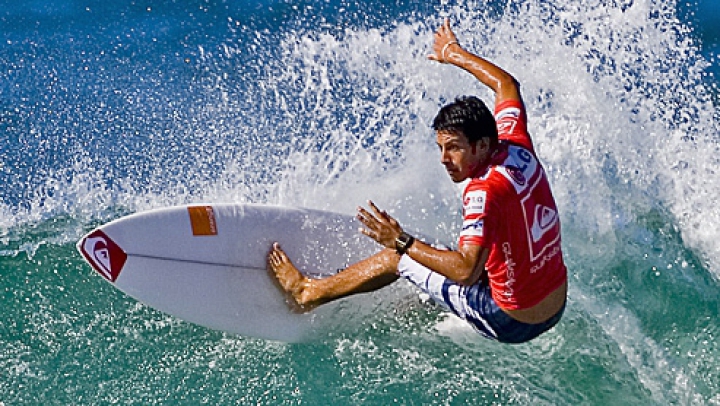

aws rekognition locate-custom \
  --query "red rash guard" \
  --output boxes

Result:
[459,99,567,310]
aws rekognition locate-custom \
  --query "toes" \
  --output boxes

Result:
[271,244,292,267]
[268,243,284,267]
[268,251,277,267]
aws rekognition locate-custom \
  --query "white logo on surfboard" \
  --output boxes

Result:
[85,236,113,280]
[79,230,127,282]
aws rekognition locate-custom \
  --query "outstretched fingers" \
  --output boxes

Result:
[356,201,403,248]
[428,17,460,63]
[357,201,390,235]
[356,205,378,230]
[368,200,397,225]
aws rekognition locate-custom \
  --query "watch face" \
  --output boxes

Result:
[396,233,414,253]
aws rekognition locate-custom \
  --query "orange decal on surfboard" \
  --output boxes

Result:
[188,206,218,236]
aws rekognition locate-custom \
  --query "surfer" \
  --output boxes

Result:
[269,18,567,343]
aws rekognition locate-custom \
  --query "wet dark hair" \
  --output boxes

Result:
[432,96,497,145]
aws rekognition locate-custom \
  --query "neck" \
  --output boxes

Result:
[470,144,499,178]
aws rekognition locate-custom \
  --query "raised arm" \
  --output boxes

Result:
[428,18,521,106]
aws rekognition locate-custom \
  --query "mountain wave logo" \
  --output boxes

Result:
[530,205,558,242]
[79,230,127,282]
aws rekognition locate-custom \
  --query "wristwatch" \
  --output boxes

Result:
[395,232,415,255]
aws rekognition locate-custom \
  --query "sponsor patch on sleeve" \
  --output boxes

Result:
[463,190,487,216]
[495,106,521,121]
[495,106,521,135]
[460,219,484,238]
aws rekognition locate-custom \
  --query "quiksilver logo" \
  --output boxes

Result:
[90,237,112,278]
[79,230,127,282]
[530,205,557,242]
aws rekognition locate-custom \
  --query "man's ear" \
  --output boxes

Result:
[473,137,490,155]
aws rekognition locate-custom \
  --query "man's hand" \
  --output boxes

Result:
[428,18,461,64]
[356,201,403,249]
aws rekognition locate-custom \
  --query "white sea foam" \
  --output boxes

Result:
[1,0,718,403]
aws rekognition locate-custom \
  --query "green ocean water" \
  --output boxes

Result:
[2,0,719,403]
[2,214,718,403]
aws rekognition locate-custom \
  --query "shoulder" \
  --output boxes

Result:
[494,99,534,152]
[464,169,514,202]
[462,180,489,214]
[494,99,525,120]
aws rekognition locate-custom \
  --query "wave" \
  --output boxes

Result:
[2,0,719,403]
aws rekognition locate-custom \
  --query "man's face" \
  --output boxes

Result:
[436,130,487,183]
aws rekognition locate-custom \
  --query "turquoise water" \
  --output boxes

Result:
[2,0,719,404]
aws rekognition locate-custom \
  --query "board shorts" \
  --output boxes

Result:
[398,255,565,344]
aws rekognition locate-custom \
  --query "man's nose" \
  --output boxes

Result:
[440,148,449,163]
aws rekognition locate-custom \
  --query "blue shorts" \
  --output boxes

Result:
[398,255,564,344]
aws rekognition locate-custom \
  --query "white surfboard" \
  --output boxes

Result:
[77,204,416,342]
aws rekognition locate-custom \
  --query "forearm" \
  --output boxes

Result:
[404,240,485,286]
[445,44,521,104]
[355,201,486,285]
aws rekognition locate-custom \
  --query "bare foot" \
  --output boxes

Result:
[268,243,310,307]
